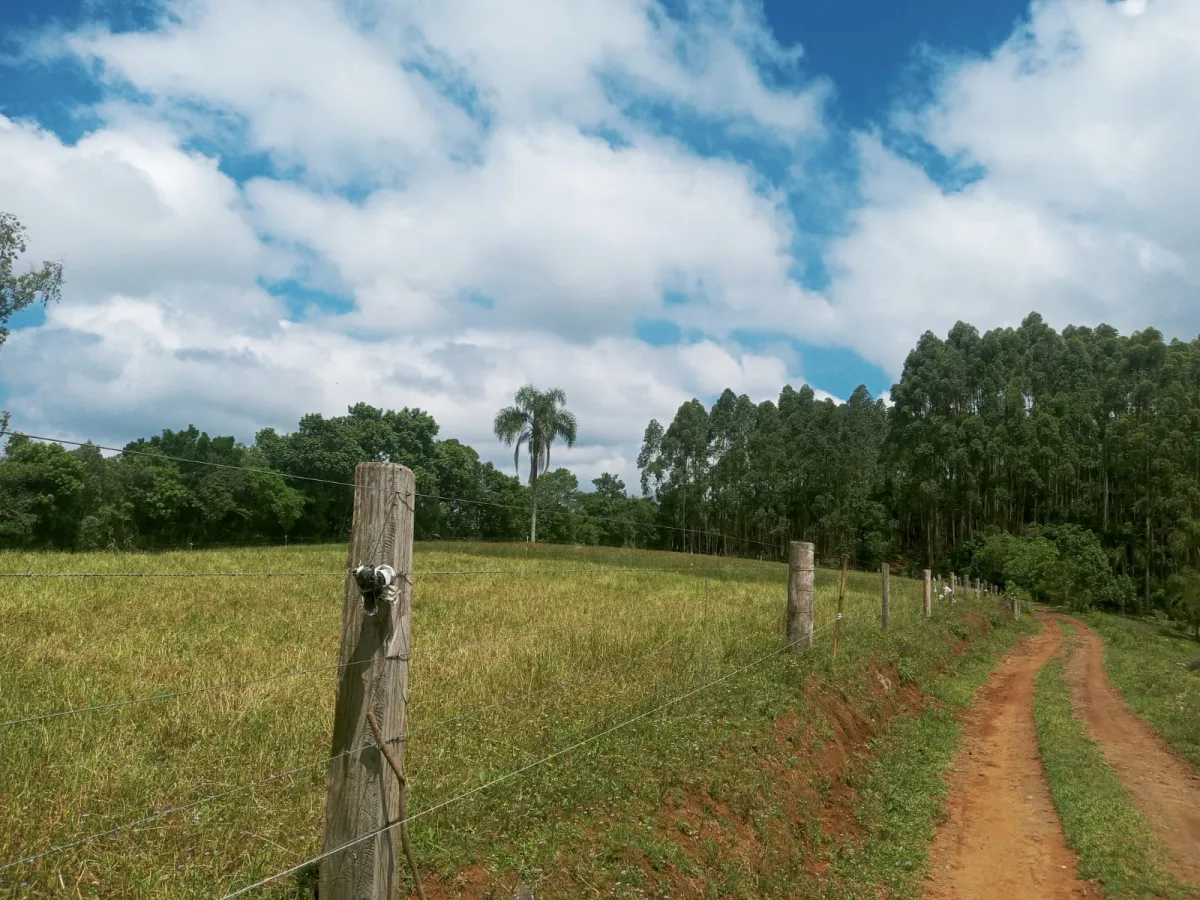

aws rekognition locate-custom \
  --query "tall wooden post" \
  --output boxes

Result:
[881,562,890,632]
[787,541,815,655]
[950,573,957,605]
[321,462,415,900]
[923,569,932,618]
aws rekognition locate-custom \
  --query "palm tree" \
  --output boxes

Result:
[494,385,578,543]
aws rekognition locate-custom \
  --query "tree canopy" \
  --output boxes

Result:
[5,313,1200,627]
[634,313,1200,621]
[493,385,578,543]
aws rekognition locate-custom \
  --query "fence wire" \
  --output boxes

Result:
[218,618,846,899]
[0,454,998,895]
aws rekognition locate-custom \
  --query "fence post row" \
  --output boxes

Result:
[321,462,416,900]
[881,562,890,632]
[787,541,815,656]
[923,569,932,618]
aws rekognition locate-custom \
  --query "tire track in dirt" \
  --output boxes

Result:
[1064,618,1200,888]
[923,616,1097,900]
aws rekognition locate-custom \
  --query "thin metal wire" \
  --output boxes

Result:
[0,430,359,490]
[392,636,682,747]
[0,631,506,730]
[0,564,783,580]
[0,659,371,729]
[0,755,339,873]
[218,620,839,899]
[0,635,689,872]
[0,429,781,552]
[0,572,346,579]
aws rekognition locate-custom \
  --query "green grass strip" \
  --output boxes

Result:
[1084,612,1200,768]
[819,611,1041,899]
[1033,650,1196,899]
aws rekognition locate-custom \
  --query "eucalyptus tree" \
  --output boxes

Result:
[493,385,578,543]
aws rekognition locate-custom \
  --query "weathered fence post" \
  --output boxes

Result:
[923,569,932,618]
[321,461,415,900]
[881,562,890,632]
[831,554,849,664]
[950,573,957,605]
[787,541,815,655]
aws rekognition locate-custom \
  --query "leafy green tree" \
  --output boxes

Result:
[493,385,578,543]
[1,212,63,350]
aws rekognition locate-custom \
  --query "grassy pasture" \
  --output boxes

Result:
[1,542,944,898]
[1082,612,1200,768]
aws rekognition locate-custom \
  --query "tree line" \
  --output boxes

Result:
[0,403,658,552]
[638,313,1200,625]
[2,201,1198,625]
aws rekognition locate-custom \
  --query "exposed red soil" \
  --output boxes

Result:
[923,617,1098,900]
[1064,618,1200,888]
[419,634,976,899]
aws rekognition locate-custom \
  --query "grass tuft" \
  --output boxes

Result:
[1033,640,1195,900]
[1083,612,1200,768]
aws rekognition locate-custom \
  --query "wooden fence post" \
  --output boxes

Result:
[923,569,932,618]
[831,554,849,664]
[950,573,957,605]
[321,462,416,900]
[787,541,815,655]
[881,562,890,632]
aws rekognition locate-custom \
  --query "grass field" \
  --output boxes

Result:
[1033,626,1194,900]
[1,541,1000,899]
[1082,612,1200,768]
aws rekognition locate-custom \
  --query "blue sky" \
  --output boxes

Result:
[0,0,1194,488]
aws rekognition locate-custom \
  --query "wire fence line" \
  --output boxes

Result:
[0,612,683,730]
[0,563,788,580]
[0,601,931,888]
[0,428,784,553]
[217,618,851,900]
[0,456,994,898]
[0,632,699,874]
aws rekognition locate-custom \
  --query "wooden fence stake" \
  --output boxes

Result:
[321,462,415,900]
[787,541,815,655]
[831,554,849,664]
[881,562,890,632]
[950,573,957,605]
[923,569,932,618]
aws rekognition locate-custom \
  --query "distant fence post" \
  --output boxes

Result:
[881,562,890,632]
[787,541,815,655]
[321,461,416,900]
[832,554,849,664]
[950,573,957,605]
[923,569,932,618]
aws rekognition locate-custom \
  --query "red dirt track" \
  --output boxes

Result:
[922,616,1097,900]
[1065,619,1200,888]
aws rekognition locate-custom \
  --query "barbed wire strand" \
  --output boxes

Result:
[1,605,920,880]
[0,625,557,730]
[0,632,696,872]
[0,430,782,552]
[0,564,787,580]
[217,619,841,899]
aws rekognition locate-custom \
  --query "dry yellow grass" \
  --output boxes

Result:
[0,542,930,898]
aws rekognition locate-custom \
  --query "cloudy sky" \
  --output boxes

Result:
[1,0,1196,490]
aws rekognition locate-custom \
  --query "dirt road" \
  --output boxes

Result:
[1065,620,1200,887]
[922,618,1097,900]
